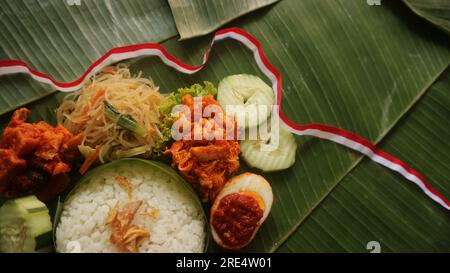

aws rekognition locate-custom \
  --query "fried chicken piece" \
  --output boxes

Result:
[29,154,71,176]
[34,123,73,160]
[0,148,27,195]
[165,95,240,202]
[190,145,229,162]
[6,108,29,127]
[0,107,82,201]
[34,173,70,202]
[1,109,40,156]
[61,133,84,162]
[15,169,46,192]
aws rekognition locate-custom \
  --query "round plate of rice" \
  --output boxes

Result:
[55,159,207,253]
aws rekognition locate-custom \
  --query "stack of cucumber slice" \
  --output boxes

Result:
[0,196,52,253]
[218,74,297,172]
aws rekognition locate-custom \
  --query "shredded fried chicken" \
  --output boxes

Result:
[165,95,240,202]
[0,108,82,201]
[106,200,150,252]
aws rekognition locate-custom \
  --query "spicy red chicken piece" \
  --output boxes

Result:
[1,108,40,156]
[0,148,27,194]
[165,95,240,202]
[0,108,83,201]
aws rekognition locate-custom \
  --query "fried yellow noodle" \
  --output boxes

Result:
[56,64,163,165]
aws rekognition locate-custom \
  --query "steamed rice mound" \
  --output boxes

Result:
[56,163,205,253]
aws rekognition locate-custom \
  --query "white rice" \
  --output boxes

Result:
[56,164,205,253]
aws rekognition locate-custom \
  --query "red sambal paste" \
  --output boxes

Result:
[212,192,263,248]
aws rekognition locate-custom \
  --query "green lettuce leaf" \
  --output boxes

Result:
[158,81,218,116]
[153,81,218,156]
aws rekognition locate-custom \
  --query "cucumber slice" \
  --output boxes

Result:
[14,195,48,214]
[218,74,274,129]
[0,195,52,253]
[240,125,297,172]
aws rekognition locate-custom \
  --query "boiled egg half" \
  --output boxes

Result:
[210,172,273,250]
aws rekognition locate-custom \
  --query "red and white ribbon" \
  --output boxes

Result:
[0,27,448,210]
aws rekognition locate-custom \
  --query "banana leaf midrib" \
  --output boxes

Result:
[271,62,450,252]
[170,0,279,40]
[402,0,450,34]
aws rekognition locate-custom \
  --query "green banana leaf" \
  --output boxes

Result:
[403,0,450,34]
[278,70,450,252]
[168,0,279,40]
[1,0,449,252]
[0,0,178,115]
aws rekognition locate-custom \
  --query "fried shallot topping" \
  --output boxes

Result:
[106,200,149,252]
[141,208,160,219]
[115,175,133,199]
